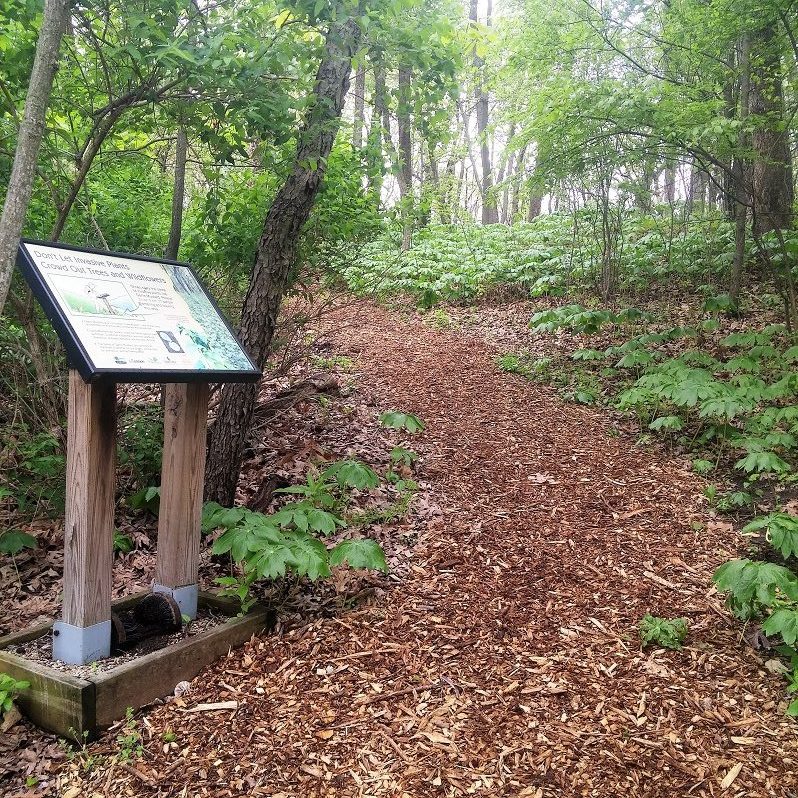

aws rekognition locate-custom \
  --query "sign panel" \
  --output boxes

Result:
[17,240,260,383]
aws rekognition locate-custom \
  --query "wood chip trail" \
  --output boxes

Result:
[61,301,798,797]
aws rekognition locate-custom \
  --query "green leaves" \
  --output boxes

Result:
[742,513,798,560]
[734,450,791,476]
[572,348,605,361]
[284,531,331,580]
[379,411,425,434]
[0,530,36,556]
[713,559,798,619]
[702,294,736,314]
[762,610,798,647]
[639,615,688,650]
[330,539,388,572]
[128,486,161,516]
[272,505,342,535]
[648,415,683,432]
[0,674,29,716]
[202,503,247,533]
[205,459,391,610]
[322,460,380,490]
[113,531,134,555]
[530,305,649,335]
[616,348,655,369]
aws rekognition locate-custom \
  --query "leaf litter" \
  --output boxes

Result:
[4,299,798,796]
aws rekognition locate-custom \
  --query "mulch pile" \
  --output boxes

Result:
[9,300,798,796]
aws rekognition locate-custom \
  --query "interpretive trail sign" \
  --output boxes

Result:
[17,239,260,382]
[15,241,261,667]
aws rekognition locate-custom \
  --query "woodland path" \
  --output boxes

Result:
[64,301,796,797]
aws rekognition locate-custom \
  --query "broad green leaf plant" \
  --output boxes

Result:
[203,435,420,612]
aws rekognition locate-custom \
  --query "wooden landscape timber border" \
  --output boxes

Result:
[0,592,274,739]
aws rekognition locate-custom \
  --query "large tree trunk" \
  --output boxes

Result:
[527,184,542,221]
[750,22,793,236]
[165,126,188,260]
[0,0,69,314]
[204,17,361,505]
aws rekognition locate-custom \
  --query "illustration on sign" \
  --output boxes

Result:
[17,241,259,380]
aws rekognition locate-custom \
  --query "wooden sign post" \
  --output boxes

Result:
[53,373,117,663]
[17,240,260,665]
[153,383,210,618]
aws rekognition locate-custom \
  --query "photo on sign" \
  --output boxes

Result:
[160,264,253,372]
[156,330,184,354]
[51,275,138,316]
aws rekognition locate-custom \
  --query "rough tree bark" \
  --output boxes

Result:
[0,0,69,315]
[165,126,188,260]
[750,22,793,236]
[204,16,362,504]
[527,185,542,221]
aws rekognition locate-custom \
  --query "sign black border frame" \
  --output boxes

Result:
[17,239,261,384]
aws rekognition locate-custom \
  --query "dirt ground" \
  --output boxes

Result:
[8,300,798,797]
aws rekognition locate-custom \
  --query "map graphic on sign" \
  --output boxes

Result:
[17,241,260,382]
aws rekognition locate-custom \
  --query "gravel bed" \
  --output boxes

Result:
[5,609,229,679]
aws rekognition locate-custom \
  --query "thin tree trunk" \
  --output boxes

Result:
[722,53,738,221]
[422,138,438,224]
[469,0,497,224]
[688,159,708,212]
[366,64,385,202]
[352,64,365,150]
[50,108,123,240]
[0,0,69,314]
[497,124,515,223]
[165,126,188,260]
[397,66,413,250]
[635,164,655,212]
[663,164,677,204]
[599,176,616,301]
[508,145,526,223]
[204,17,361,505]
[730,33,751,306]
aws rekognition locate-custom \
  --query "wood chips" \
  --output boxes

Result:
[12,301,798,796]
